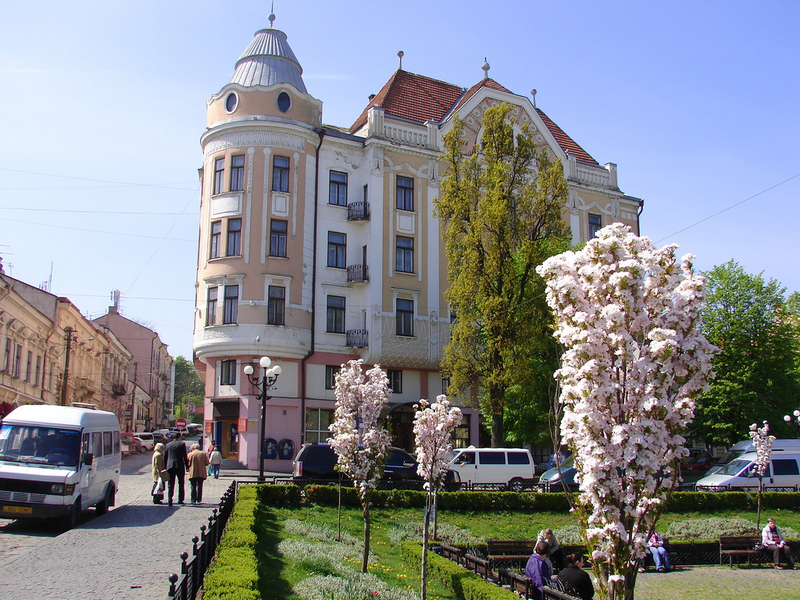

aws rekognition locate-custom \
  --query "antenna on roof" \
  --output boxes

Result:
[397,50,404,70]
[269,1,276,28]
[531,89,537,108]
[482,58,490,80]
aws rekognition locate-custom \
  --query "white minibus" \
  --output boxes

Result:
[448,447,535,492]
[696,450,800,490]
[705,439,800,475]
[0,405,121,529]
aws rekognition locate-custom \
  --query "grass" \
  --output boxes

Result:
[255,501,800,600]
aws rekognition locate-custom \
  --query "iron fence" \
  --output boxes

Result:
[165,480,238,600]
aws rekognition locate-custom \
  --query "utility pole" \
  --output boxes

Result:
[60,327,74,406]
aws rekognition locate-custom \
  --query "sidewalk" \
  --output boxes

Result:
[0,456,271,600]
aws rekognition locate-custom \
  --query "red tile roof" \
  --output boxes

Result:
[349,69,598,165]
[349,70,465,133]
[535,108,598,165]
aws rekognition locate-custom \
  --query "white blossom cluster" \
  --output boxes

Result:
[749,421,775,478]
[329,359,392,501]
[537,223,715,597]
[413,396,463,491]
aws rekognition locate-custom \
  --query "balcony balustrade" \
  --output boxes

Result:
[346,264,369,283]
[347,201,370,221]
[346,329,369,348]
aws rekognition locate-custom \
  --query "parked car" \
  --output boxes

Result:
[680,448,716,472]
[169,427,190,437]
[538,454,578,491]
[448,447,536,492]
[152,428,171,438]
[134,433,154,451]
[151,432,170,445]
[119,433,137,456]
[292,443,460,490]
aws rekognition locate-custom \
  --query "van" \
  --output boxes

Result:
[696,450,800,491]
[448,447,535,492]
[0,405,121,529]
[706,439,800,475]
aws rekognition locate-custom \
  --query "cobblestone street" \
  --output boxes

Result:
[0,445,257,600]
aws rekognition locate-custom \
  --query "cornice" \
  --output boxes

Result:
[202,127,309,158]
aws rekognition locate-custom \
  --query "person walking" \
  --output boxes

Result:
[209,444,223,479]
[151,442,168,504]
[187,443,210,504]
[164,432,189,507]
[762,517,795,569]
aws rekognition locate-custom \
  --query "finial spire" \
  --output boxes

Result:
[397,50,404,70]
[531,89,537,108]
[269,1,275,27]
[482,57,490,80]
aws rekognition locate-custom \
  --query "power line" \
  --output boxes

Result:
[654,172,800,244]
[0,167,196,191]
[0,206,193,216]
[0,216,196,242]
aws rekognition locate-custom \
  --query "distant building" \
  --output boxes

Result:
[193,17,642,470]
[93,306,174,430]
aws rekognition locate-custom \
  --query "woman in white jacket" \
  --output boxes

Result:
[762,517,795,569]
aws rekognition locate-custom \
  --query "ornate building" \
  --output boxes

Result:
[193,16,642,470]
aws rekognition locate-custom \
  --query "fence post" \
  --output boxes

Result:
[167,573,178,599]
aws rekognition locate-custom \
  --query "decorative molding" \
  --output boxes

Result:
[203,130,306,158]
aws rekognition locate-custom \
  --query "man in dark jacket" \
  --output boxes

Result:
[164,432,189,506]
[555,553,594,600]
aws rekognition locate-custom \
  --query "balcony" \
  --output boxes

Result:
[112,383,127,396]
[346,329,369,348]
[347,201,370,221]
[346,264,369,283]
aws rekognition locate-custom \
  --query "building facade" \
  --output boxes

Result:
[193,19,643,471]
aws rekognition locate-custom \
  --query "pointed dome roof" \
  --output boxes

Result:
[230,27,307,93]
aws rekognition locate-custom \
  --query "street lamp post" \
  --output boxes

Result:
[784,410,800,438]
[243,356,281,482]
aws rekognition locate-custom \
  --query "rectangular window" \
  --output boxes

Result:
[305,408,334,444]
[14,345,21,378]
[441,377,450,395]
[269,219,288,257]
[34,355,41,387]
[588,213,602,238]
[220,359,237,386]
[478,451,506,465]
[772,459,800,476]
[103,431,113,456]
[206,287,218,326]
[226,218,242,256]
[230,155,245,191]
[213,157,225,194]
[327,232,346,268]
[387,369,402,393]
[329,171,348,206]
[324,365,340,390]
[395,236,414,273]
[396,175,414,211]
[507,452,531,465]
[3,338,10,373]
[223,285,238,324]
[326,295,346,333]
[272,156,290,192]
[267,285,285,326]
[25,351,32,383]
[210,221,222,259]
[396,298,414,336]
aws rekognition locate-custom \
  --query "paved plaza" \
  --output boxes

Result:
[0,449,262,600]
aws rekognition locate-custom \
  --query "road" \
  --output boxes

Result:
[0,442,252,600]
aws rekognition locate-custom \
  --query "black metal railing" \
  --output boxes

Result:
[165,481,238,600]
[346,329,369,348]
[347,201,370,221]
[346,264,369,283]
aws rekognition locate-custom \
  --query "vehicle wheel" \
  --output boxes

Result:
[508,478,525,493]
[139,446,147,454]
[63,499,81,530]
[95,485,114,515]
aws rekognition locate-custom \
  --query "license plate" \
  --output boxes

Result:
[3,505,33,514]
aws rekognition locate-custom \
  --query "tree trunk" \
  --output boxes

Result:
[432,489,439,540]
[491,412,503,448]
[757,477,763,529]
[337,474,342,542]
[361,499,371,573]
[421,492,432,600]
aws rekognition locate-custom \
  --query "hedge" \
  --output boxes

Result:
[300,485,800,513]
[400,542,517,600]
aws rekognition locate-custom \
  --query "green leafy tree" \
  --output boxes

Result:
[173,356,204,422]
[693,261,800,446]
[435,102,571,447]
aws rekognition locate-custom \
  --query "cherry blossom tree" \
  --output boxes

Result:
[536,223,716,600]
[329,359,391,572]
[749,420,776,528]
[413,396,462,600]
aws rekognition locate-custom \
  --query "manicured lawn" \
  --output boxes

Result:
[255,500,800,600]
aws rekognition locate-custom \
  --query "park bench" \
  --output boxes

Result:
[498,569,533,599]
[543,585,580,600]
[465,553,496,580]
[719,535,762,567]
[439,544,465,565]
[486,540,535,568]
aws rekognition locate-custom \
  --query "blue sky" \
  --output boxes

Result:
[1,1,798,360]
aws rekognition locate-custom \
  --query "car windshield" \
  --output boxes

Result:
[719,458,751,476]
[0,424,81,467]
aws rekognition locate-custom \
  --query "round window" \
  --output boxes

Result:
[277,91,291,113]
[225,92,238,113]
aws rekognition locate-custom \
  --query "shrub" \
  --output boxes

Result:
[388,521,483,547]
[293,573,418,600]
[664,516,800,540]
[554,525,583,544]
[258,483,302,506]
